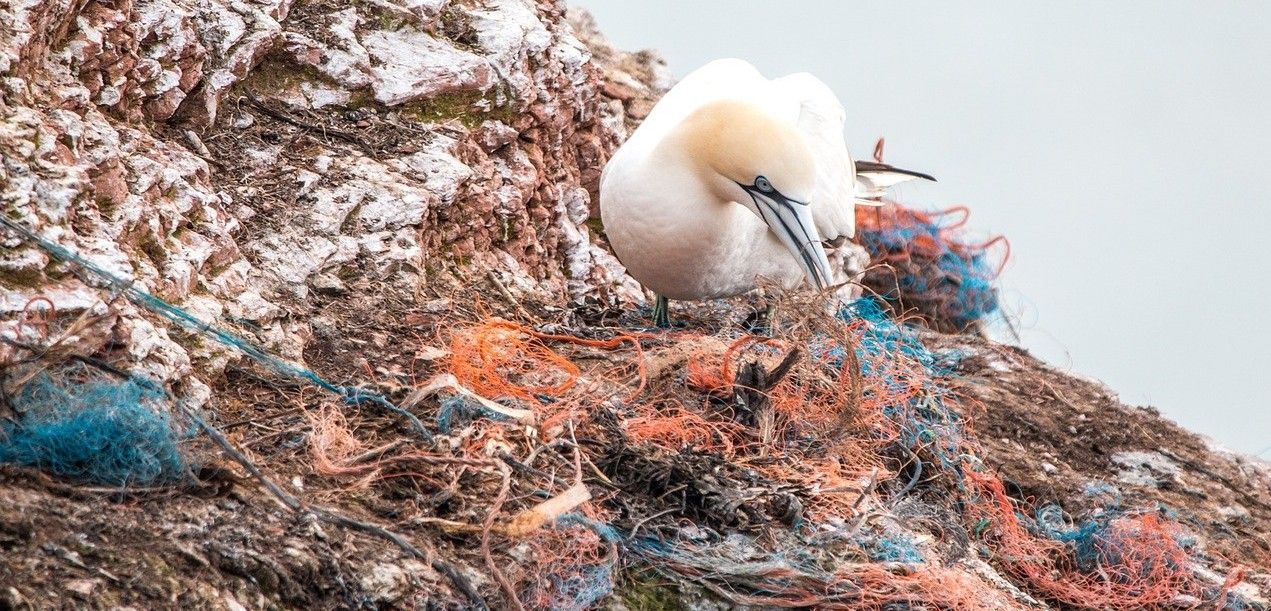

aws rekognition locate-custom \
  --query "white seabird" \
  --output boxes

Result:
[599,58,933,325]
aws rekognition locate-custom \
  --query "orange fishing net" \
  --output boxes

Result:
[964,468,1213,609]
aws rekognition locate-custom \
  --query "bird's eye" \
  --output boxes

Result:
[754,176,774,193]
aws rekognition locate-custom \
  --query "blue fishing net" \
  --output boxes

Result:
[838,299,966,468]
[870,534,925,563]
[857,205,1003,330]
[436,394,516,433]
[0,370,189,486]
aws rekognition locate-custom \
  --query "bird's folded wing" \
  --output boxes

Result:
[772,72,858,241]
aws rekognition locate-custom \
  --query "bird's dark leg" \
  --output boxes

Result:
[652,294,671,329]
[743,300,778,335]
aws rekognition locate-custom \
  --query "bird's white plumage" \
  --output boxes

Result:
[773,72,859,241]
[606,61,858,237]
[604,60,783,174]
[600,59,868,301]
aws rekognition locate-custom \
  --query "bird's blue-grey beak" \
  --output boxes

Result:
[740,183,834,290]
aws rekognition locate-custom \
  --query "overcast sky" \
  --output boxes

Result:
[579,1,1270,455]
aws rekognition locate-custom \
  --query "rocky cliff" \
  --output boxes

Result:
[1,1,1268,609]
[1,0,668,391]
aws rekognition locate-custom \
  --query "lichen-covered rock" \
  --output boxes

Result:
[0,49,243,387]
[1,0,664,393]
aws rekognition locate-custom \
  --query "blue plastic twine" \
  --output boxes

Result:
[0,215,432,442]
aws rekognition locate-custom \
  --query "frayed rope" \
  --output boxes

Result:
[0,215,431,443]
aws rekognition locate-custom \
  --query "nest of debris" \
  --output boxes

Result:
[1,202,1262,610]
[857,203,1009,334]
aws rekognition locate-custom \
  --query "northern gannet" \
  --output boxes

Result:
[599,59,933,326]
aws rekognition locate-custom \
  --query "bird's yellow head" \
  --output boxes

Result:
[667,100,832,289]
[677,100,817,202]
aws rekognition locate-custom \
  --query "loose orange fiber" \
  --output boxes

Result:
[448,318,648,417]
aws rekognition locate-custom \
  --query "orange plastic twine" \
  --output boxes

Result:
[447,318,649,436]
[964,468,1213,609]
[415,273,1243,609]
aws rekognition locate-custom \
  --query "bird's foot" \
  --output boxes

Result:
[652,294,671,329]
[743,302,778,335]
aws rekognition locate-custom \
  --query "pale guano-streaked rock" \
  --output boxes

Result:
[1,0,666,402]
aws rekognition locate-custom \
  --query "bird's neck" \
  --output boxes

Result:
[647,133,725,206]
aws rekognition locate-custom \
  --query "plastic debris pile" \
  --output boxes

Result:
[403,295,1242,609]
[856,203,1008,332]
[0,212,1254,610]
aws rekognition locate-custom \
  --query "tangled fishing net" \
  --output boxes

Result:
[0,200,1252,609]
[857,202,1009,333]
[417,291,1240,609]
[0,367,189,486]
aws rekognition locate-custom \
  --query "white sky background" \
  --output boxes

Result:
[578,1,1270,455]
